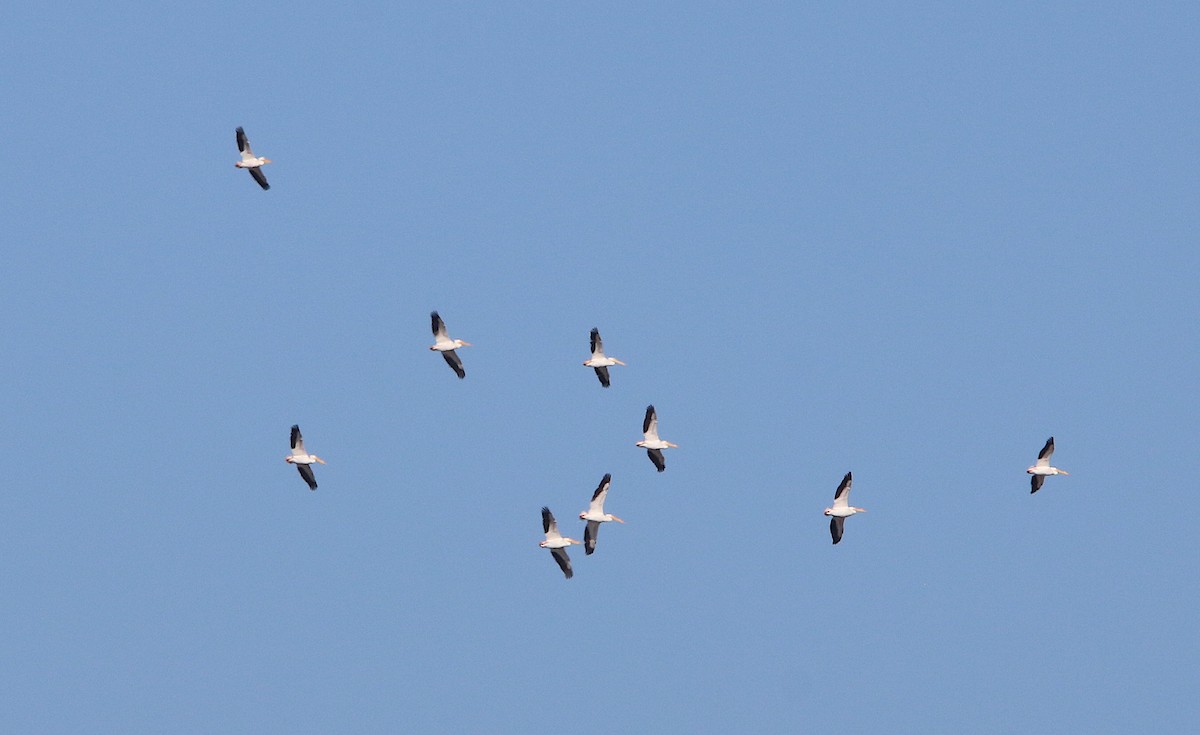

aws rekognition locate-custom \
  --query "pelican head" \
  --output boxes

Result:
[823,508,833,516]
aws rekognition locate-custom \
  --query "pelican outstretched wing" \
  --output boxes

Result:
[830,516,845,545]
[442,349,465,379]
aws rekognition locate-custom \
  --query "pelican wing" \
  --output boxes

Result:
[1031,474,1045,494]
[541,506,560,539]
[594,365,611,388]
[832,472,852,509]
[551,547,574,579]
[642,405,659,441]
[248,166,270,190]
[236,127,252,156]
[590,328,604,357]
[584,520,600,555]
[442,349,465,379]
[647,448,666,473]
[830,516,845,545]
[431,311,449,340]
[290,424,306,455]
[1036,437,1055,467]
[297,463,318,491]
[588,473,612,513]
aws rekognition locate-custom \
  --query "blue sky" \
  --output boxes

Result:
[2,2,1198,732]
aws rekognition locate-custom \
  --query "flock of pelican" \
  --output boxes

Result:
[245,128,1071,576]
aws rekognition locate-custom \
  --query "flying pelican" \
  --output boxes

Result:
[824,472,865,545]
[234,127,271,190]
[285,424,325,490]
[579,473,624,555]
[636,404,678,472]
[1027,436,1069,494]
[539,507,581,579]
[583,328,626,388]
[429,311,471,379]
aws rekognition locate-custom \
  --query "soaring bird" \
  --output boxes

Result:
[539,507,581,579]
[285,424,325,490]
[1027,437,1069,494]
[234,127,271,190]
[429,311,471,379]
[579,473,624,555]
[636,405,677,472]
[582,328,626,388]
[824,472,865,544]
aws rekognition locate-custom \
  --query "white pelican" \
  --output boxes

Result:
[579,473,624,555]
[583,328,625,388]
[539,507,581,579]
[636,404,677,472]
[235,127,271,190]
[285,424,325,490]
[430,311,471,379]
[1027,436,1068,494]
[824,472,865,545]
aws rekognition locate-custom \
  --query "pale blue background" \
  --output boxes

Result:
[2,2,1197,732]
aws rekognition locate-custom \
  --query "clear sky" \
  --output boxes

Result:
[2,2,1198,732]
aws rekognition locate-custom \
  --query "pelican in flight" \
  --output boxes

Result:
[583,328,625,388]
[1027,437,1068,494]
[824,472,865,545]
[285,424,325,490]
[540,507,581,579]
[637,405,678,472]
[234,127,271,190]
[579,473,624,555]
[429,311,471,379]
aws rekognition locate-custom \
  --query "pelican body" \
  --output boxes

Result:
[824,472,865,544]
[1027,436,1068,493]
[429,311,471,379]
[285,424,325,490]
[235,127,271,190]
[579,473,624,555]
[539,507,581,579]
[636,404,678,472]
[583,328,626,388]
